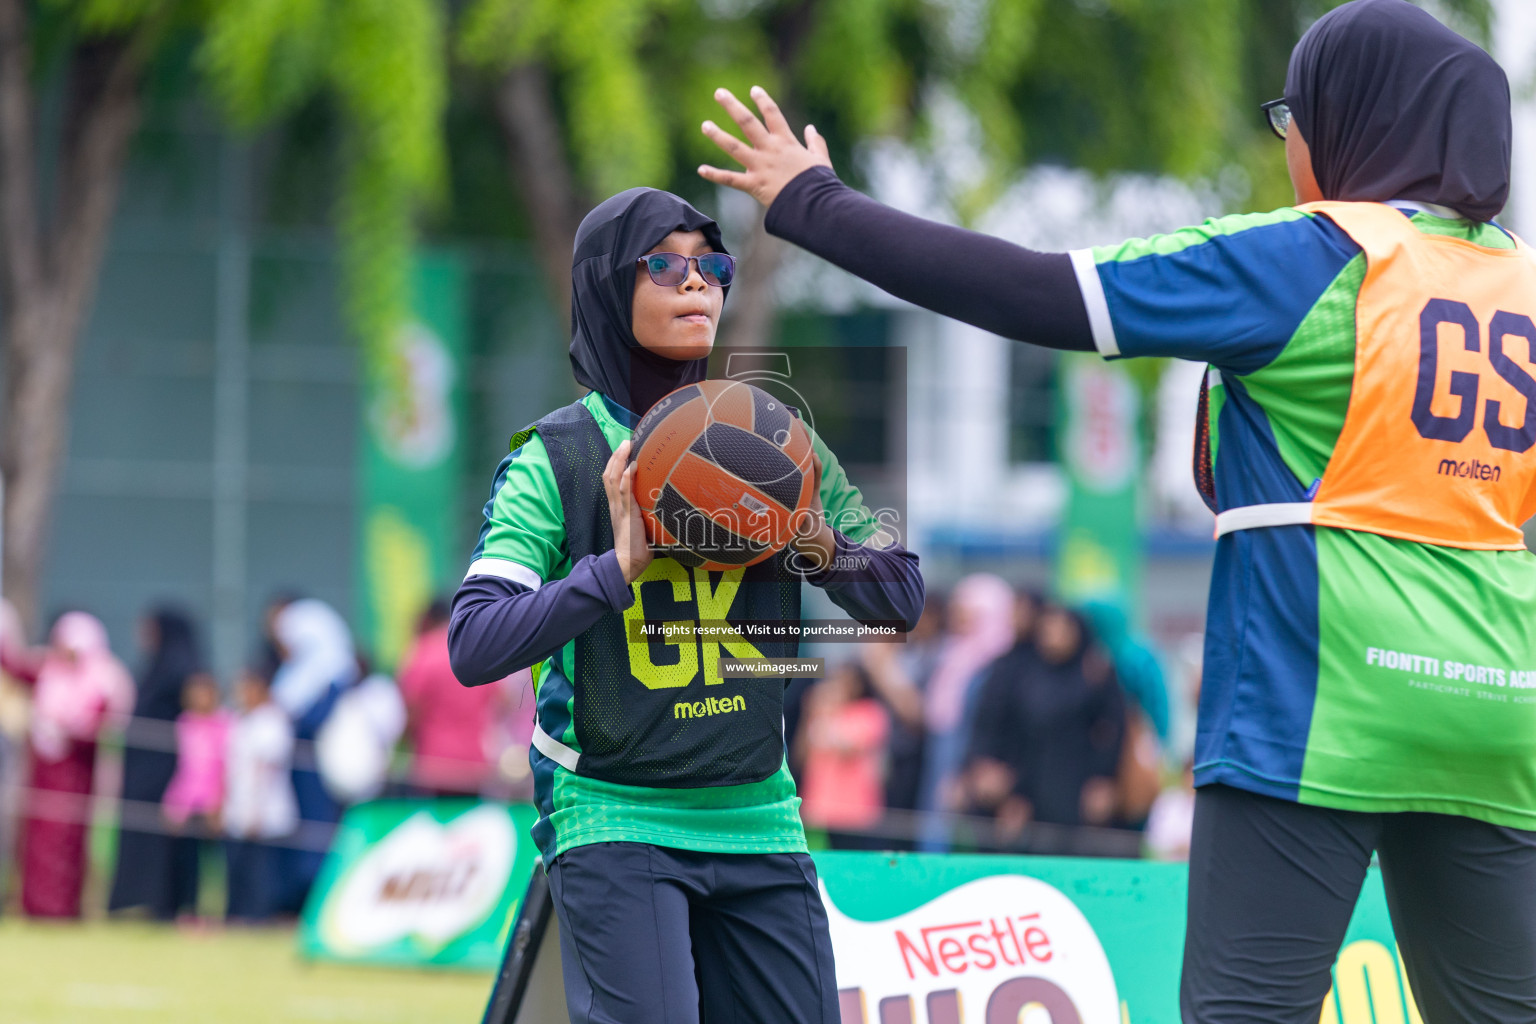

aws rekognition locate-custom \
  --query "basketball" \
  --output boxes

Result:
[627,379,817,571]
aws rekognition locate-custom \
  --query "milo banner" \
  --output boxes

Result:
[1055,353,1141,612]
[357,251,467,669]
[299,800,540,970]
[484,852,1422,1023]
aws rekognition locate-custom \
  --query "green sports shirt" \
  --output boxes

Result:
[469,390,890,861]
[1074,202,1536,826]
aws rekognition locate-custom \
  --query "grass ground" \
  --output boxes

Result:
[0,919,494,1024]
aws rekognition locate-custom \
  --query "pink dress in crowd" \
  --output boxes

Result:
[799,698,891,832]
[162,710,233,825]
[14,612,135,918]
[399,624,499,795]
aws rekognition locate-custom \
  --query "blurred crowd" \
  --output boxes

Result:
[0,596,533,923]
[787,573,1201,859]
[0,576,1200,924]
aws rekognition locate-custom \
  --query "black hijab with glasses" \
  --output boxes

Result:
[1278,0,1510,223]
[567,188,731,418]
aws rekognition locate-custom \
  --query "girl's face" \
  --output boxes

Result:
[1035,609,1082,665]
[631,229,724,361]
[185,675,220,715]
[236,673,269,713]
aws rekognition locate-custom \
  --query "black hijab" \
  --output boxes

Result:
[1285,0,1510,222]
[568,188,729,417]
[134,606,202,721]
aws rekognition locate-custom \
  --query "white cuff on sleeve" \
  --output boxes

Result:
[1069,248,1120,358]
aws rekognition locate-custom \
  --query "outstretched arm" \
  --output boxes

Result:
[699,87,1093,351]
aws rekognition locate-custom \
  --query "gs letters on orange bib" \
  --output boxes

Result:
[1216,201,1536,549]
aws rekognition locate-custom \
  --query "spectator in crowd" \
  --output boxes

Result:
[266,596,356,912]
[400,599,501,796]
[796,661,890,849]
[962,589,1044,823]
[965,604,1128,838]
[917,574,1016,849]
[1082,598,1171,742]
[109,606,203,920]
[13,612,133,918]
[224,667,298,922]
[316,651,406,805]
[163,673,231,828]
[861,592,943,824]
[160,672,231,917]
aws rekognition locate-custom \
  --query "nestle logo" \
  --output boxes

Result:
[1437,457,1502,482]
[894,915,1053,980]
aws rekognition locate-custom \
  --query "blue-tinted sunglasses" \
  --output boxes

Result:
[636,252,736,288]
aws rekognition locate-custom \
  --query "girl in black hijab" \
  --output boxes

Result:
[108,607,202,919]
[702,2,1536,1020]
[452,188,922,1024]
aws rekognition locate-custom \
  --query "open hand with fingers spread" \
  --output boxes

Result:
[698,86,833,208]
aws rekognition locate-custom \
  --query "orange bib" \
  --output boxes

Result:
[1214,201,1536,550]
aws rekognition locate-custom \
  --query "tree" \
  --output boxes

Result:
[458,0,1495,347]
[458,0,953,347]
[0,0,446,632]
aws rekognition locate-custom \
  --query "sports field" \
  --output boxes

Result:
[0,920,492,1024]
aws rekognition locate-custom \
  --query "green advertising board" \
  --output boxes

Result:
[482,850,1425,1023]
[298,800,541,971]
[357,251,468,670]
[816,852,1418,1024]
[1055,353,1142,614]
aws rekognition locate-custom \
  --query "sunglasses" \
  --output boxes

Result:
[1261,98,1292,140]
[636,252,737,288]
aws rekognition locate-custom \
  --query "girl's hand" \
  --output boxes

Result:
[698,86,833,208]
[605,441,654,584]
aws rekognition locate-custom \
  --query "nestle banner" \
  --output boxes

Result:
[299,800,541,970]
[483,850,1425,1022]
[816,852,1416,1024]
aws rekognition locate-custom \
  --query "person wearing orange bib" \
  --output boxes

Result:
[698,0,1536,1018]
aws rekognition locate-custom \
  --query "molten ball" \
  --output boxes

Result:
[628,379,816,571]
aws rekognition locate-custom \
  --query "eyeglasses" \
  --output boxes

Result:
[1261,98,1292,140]
[636,252,736,288]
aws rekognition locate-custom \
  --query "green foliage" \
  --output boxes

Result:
[461,0,669,196]
[55,0,174,33]
[47,0,448,382]
[198,0,329,127]
[456,0,1491,229]
[197,0,447,379]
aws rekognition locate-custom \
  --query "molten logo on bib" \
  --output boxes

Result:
[826,875,1119,1023]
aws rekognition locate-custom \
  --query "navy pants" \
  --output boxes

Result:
[546,843,840,1024]
[1182,784,1536,1023]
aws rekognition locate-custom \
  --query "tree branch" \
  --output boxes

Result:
[0,0,41,301]
[496,61,583,318]
[53,34,143,319]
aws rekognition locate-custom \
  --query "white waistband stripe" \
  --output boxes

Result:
[1069,248,1120,358]
[465,558,543,590]
[531,723,580,773]
[1214,502,1315,538]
